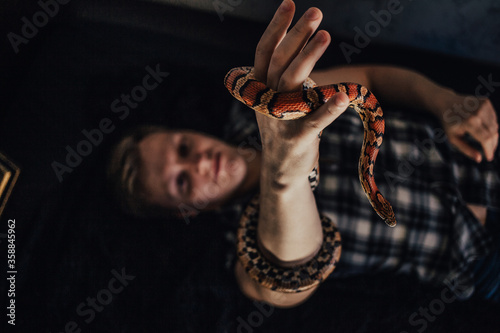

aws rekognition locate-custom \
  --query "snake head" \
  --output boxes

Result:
[384,216,397,228]
[381,201,397,227]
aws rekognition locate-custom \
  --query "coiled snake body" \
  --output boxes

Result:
[225,66,396,227]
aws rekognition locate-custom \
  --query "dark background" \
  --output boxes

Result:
[1,0,500,332]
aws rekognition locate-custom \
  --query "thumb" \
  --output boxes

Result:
[449,136,482,163]
[306,92,350,133]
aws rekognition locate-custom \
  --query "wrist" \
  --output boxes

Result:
[426,87,459,122]
[260,159,312,191]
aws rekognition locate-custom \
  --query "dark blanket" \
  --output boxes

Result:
[1,1,499,332]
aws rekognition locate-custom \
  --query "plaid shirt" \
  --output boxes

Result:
[222,101,500,298]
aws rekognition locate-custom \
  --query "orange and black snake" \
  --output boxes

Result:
[224,66,396,292]
[224,66,396,227]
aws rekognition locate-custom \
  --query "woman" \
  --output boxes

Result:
[108,1,500,308]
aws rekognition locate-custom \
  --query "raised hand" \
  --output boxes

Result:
[443,97,498,163]
[253,0,349,185]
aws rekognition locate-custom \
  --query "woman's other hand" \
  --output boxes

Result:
[442,96,499,163]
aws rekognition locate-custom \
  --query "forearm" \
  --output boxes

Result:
[312,65,458,121]
[257,163,323,265]
[235,164,324,308]
[312,65,499,162]
[235,93,350,307]
[366,66,456,121]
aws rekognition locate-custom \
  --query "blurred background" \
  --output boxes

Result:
[1,0,500,332]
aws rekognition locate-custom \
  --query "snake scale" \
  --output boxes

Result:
[224,66,396,291]
[225,66,396,227]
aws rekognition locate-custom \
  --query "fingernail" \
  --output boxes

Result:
[334,93,347,106]
[305,8,320,20]
[314,30,327,43]
[280,0,292,12]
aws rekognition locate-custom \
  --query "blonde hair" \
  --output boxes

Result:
[107,125,171,217]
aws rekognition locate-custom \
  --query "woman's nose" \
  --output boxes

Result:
[193,151,212,176]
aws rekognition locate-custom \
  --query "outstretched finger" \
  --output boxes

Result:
[464,117,498,161]
[267,7,323,89]
[477,99,499,136]
[277,30,330,92]
[481,133,498,161]
[449,135,483,163]
[254,0,295,82]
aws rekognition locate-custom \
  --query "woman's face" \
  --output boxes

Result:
[138,130,257,213]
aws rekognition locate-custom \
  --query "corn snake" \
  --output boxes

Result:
[224,66,396,227]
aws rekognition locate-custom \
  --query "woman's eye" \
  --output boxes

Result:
[179,142,189,158]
